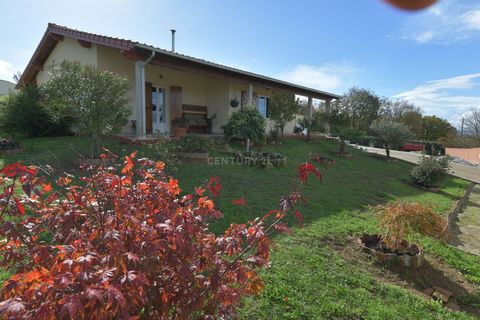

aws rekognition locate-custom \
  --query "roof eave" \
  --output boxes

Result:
[134,43,341,100]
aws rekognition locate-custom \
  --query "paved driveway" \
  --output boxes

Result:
[359,146,480,184]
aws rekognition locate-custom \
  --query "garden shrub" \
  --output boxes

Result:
[0,85,72,137]
[410,156,450,188]
[148,137,179,172]
[175,134,208,153]
[375,201,447,250]
[0,153,320,319]
[222,106,266,144]
[43,61,130,159]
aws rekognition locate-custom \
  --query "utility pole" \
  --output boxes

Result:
[461,117,464,136]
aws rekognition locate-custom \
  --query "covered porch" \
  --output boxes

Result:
[123,45,340,139]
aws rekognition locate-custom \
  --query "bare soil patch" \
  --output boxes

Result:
[325,236,480,317]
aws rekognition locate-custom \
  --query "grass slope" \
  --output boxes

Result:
[1,136,479,319]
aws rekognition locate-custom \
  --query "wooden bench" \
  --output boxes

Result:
[182,104,208,133]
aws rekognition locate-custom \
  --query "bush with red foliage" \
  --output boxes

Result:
[0,153,322,319]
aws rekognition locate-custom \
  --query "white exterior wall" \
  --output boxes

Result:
[96,46,136,135]
[36,37,98,85]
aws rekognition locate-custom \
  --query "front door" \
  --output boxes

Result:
[151,86,168,133]
[146,82,168,134]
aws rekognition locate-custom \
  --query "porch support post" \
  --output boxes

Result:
[324,98,332,135]
[306,97,313,140]
[134,61,145,138]
[134,51,156,138]
[307,97,313,121]
[247,83,253,105]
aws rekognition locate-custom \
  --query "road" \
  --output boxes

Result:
[359,146,480,184]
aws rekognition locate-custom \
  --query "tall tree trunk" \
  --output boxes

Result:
[385,143,390,159]
[90,133,101,159]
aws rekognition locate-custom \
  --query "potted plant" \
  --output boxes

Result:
[171,117,189,137]
[359,201,447,268]
[230,97,239,108]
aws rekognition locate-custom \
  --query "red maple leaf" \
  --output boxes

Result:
[297,163,321,183]
[231,197,248,206]
[207,176,222,197]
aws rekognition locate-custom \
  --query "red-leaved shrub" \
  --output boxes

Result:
[0,153,321,319]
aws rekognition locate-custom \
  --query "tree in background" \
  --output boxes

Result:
[43,61,130,159]
[269,92,298,139]
[463,107,480,142]
[370,119,412,159]
[340,87,382,132]
[421,115,455,141]
[0,85,72,137]
[380,99,423,139]
[329,102,364,154]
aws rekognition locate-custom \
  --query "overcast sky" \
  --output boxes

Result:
[1,0,479,126]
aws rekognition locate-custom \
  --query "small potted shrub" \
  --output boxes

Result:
[230,97,239,108]
[360,201,447,268]
[171,117,189,137]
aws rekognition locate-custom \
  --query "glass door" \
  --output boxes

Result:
[257,96,267,118]
[152,86,167,133]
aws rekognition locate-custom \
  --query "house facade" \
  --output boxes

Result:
[19,24,340,138]
[0,80,15,96]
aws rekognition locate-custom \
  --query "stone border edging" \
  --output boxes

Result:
[446,182,476,242]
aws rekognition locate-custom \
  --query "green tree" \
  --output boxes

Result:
[43,61,130,158]
[380,99,423,139]
[0,85,71,137]
[370,119,412,159]
[340,87,382,132]
[329,102,364,153]
[223,105,266,149]
[269,92,298,138]
[421,115,455,141]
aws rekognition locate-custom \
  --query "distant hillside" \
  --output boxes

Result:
[0,79,15,96]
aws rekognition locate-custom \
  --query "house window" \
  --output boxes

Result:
[257,96,270,118]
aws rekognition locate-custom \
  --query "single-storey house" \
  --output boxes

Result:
[0,80,15,96]
[18,23,340,139]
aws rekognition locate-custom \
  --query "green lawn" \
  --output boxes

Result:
[2,136,480,319]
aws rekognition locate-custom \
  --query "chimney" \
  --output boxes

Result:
[170,29,176,52]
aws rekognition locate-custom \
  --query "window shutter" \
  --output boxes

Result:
[266,98,271,118]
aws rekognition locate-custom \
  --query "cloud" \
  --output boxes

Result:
[415,31,434,43]
[0,59,15,81]
[399,0,480,44]
[394,73,480,124]
[278,63,357,93]
[461,9,480,30]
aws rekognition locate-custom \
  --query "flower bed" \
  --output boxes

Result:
[234,151,287,168]
[0,139,21,154]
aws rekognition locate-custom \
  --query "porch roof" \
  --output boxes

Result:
[18,23,341,100]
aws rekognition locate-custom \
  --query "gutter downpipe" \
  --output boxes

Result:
[140,50,156,137]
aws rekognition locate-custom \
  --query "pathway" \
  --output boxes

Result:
[449,184,480,256]
[359,146,480,184]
